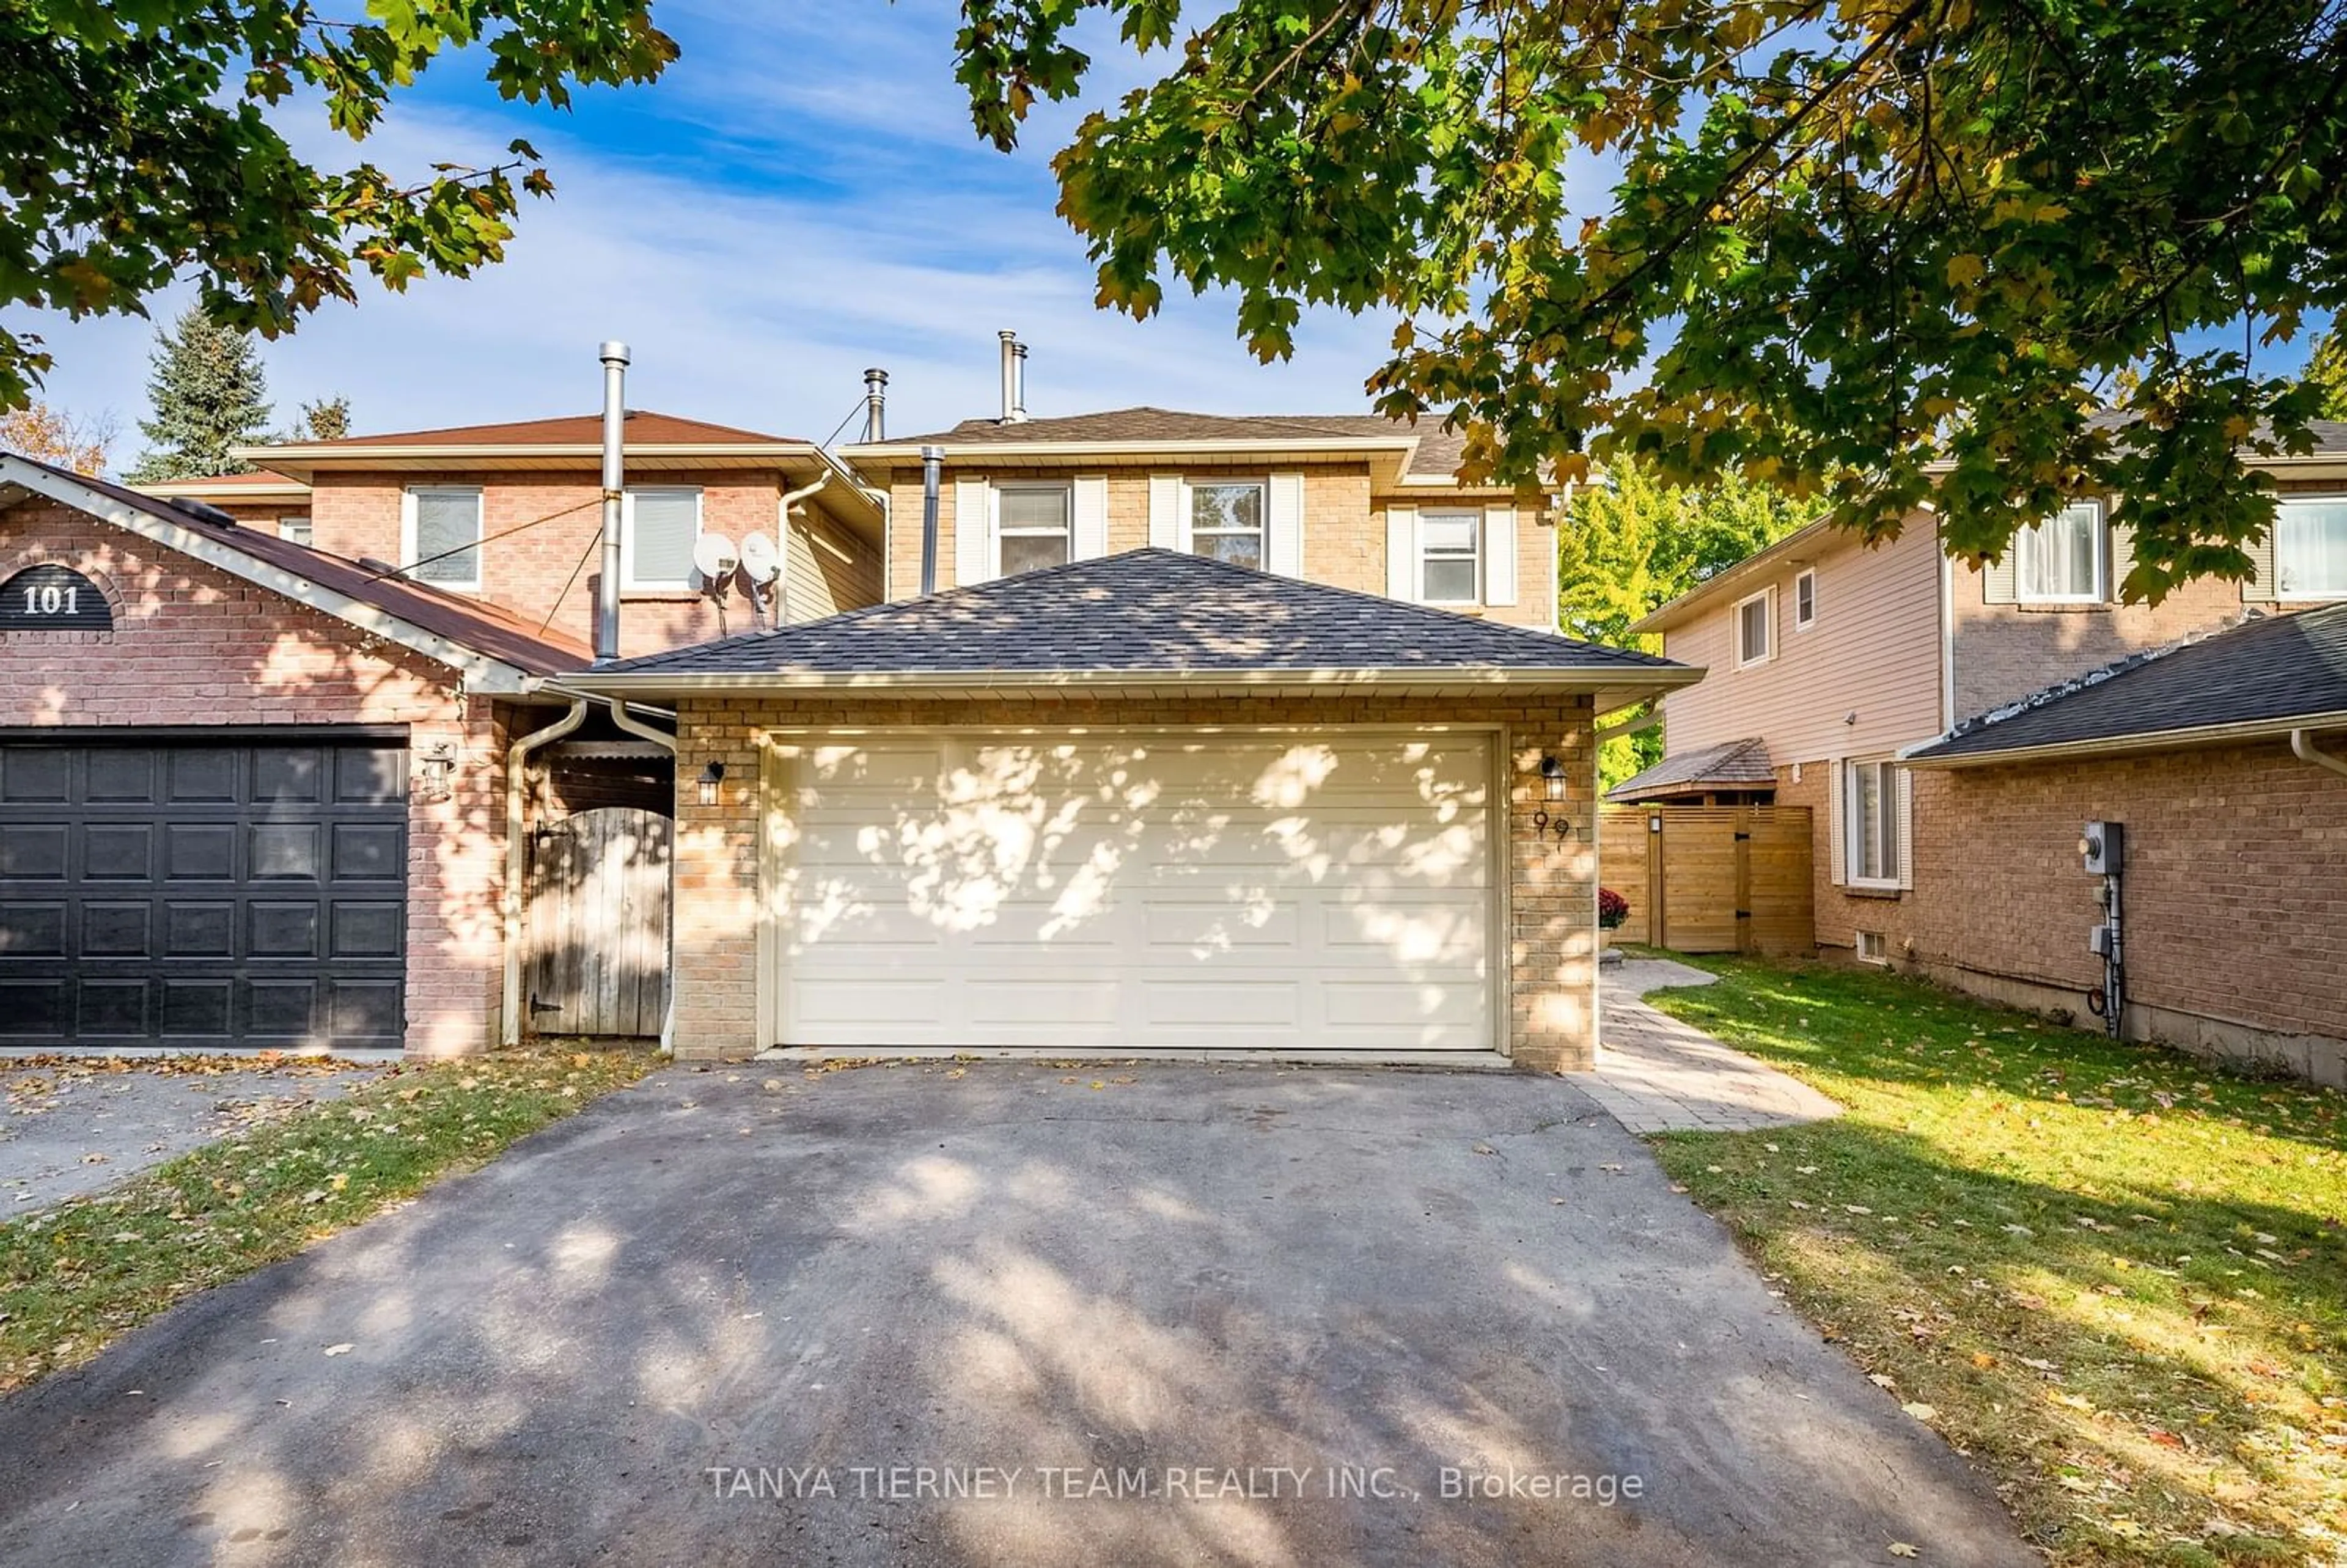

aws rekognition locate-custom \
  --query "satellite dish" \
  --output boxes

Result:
[740,530,782,585]
[692,532,739,581]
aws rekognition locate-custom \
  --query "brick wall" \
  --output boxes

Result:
[669,691,1601,1069]
[307,471,880,656]
[0,498,510,1055]
[1791,743,2347,1084]
[876,464,1556,630]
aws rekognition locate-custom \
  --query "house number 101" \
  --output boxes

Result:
[23,584,78,615]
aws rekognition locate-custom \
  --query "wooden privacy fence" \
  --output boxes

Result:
[1598,805,1814,956]
[527,806,673,1037]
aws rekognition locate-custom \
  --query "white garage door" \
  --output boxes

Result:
[773,731,1495,1054]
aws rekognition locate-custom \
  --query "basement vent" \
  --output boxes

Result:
[1855,931,1889,966]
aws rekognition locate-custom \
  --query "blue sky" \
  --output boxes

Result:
[26,1,1405,464]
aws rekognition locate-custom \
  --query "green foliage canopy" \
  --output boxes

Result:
[955,0,2347,602]
[1558,461,1820,785]
[1,1,676,409]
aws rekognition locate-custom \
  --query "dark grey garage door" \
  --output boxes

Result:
[0,735,408,1048]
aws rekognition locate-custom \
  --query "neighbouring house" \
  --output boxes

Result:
[1901,603,2347,1085]
[1619,429,2347,1079]
[0,454,586,1055]
[562,550,1694,1069]
[0,405,885,1055]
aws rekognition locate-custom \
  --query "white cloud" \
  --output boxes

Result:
[26,4,1404,466]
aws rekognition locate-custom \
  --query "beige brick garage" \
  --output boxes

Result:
[571,551,1697,1069]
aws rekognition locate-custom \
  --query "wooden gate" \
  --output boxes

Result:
[1599,805,1813,955]
[526,807,672,1036]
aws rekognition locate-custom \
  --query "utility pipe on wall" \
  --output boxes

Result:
[920,445,943,596]
[501,699,590,1045]
[595,341,630,662]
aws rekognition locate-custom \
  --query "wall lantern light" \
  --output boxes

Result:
[697,760,726,807]
[1532,753,1574,841]
[414,740,457,802]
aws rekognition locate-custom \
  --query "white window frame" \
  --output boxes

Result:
[2015,500,2107,604]
[1855,931,1889,966]
[1185,478,1269,570]
[993,481,1073,576]
[1793,568,1817,630]
[2274,493,2347,601]
[1734,586,1776,668]
[1418,508,1482,605]
[277,515,313,548]
[1842,758,1903,890]
[399,486,483,592]
[619,486,705,592]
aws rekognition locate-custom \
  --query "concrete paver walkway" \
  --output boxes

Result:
[1578,957,1844,1134]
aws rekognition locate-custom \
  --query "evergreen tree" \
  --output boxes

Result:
[1560,461,1824,789]
[125,307,273,482]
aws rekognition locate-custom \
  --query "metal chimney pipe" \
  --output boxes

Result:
[920,444,943,596]
[862,367,889,442]
[998,330,1022,423]
[1013,341,1029,422]
[595,340,630,663]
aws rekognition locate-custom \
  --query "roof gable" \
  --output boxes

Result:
[1,454,589,688]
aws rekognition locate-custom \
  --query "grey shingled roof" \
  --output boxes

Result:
[1908,602,2347,763]
[584,548,1683,685]
[886,407,1471,480]
[1606,737,1777,800]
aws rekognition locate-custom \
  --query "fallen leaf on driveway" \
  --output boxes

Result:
[1901,1402,1939,1423]
[1888,1545,1919,1559]
[322,1344,353,1357]
[1472,1145,1495,1156]
[1598,1163,1623,1173]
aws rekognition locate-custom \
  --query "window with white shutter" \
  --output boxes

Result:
[1419,510,1480,604]
[2015,501,2107,603]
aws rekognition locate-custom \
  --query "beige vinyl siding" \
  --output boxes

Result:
[876,461,1555,627]
[1658,522,1943,764]
[785,501,881,621]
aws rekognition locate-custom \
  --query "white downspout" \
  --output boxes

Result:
[2293,728,2347,779]
[501,699,590,1045]
[601,697,681,1052]
[778,471,832,626]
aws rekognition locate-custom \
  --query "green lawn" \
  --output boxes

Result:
[0,1047,655,1392]
[1639,956,2347,1567]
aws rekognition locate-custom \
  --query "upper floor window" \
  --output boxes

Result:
[2275,495,2347,600]
[1793,569,1816,629]
[1735,587,1774,667]
[1420,511,1480,604]
[2015,501,2106,603]
[1188,480,1265,569]
[996,483,1071,576]
[402,487,482,590]
[277,516,313,548]
[622,488,703,590]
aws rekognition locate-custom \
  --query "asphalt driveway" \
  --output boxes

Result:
[0,1064,2036,1567]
